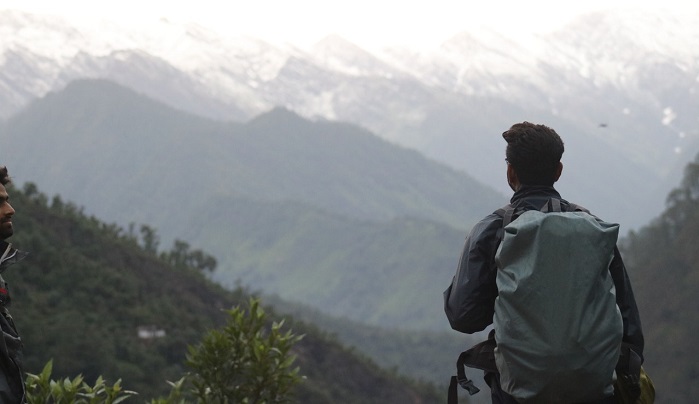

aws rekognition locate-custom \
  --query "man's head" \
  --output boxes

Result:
[0,166,15,240]
[502,122,564,191]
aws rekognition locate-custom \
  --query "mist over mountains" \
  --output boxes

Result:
[3,8,699,231]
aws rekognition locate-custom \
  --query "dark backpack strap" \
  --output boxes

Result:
[448,376,458,404]
[448,351,481,404]
[503,207,516,226]
[615,342,643,401]
[494,204,516,241]
[541,197,562,212]
[568,202,590,214]
[540,198,590,214]
[446,332,500,403]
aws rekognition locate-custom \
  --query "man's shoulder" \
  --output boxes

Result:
[467,210,505,241]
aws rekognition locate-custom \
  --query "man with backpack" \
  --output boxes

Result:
[444,122,644,403]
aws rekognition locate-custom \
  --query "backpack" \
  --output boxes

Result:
[493,198,623,402]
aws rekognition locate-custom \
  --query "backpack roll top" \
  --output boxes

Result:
[494,209,624,403]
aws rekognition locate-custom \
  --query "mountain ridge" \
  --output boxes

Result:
[2,8,697,230]
[0,79,500,329]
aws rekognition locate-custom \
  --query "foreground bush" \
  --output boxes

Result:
[25,360,136,404]
[25,298,303,403]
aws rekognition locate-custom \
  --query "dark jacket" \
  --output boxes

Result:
[0,241,27,404]
[443,185,645,358]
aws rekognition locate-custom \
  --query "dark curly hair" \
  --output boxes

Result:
[502,122,564,186]
[0,166,10,186]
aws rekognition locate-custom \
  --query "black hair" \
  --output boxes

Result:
[0,166,10,186]
[502,122,564,186]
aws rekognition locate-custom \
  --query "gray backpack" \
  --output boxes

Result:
[494,199,623,403]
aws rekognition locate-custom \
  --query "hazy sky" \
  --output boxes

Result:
[1,0,697,50]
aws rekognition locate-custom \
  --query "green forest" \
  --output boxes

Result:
[618,153,699,403]
[6,182,441,403]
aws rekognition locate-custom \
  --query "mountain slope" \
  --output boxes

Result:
[186,194,465,329]
[0,79,500,329]
[263,295,483,392]
[1,79,502,230]
[9,182,441,403]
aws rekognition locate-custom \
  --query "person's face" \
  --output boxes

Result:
[0,184,15,240]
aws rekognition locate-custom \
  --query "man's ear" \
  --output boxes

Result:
[507,164,520,192]
[553,162,563,182]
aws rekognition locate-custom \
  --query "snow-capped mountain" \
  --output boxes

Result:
[2,7,699,229]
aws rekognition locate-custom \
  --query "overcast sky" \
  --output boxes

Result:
[1,0,698,50]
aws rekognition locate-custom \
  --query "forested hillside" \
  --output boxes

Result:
[263,295,482,390]
[619,152,699,403]
[190,195,466,329]
[6,182,441,403]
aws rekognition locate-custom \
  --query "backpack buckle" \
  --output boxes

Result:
[458,377,480,395]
